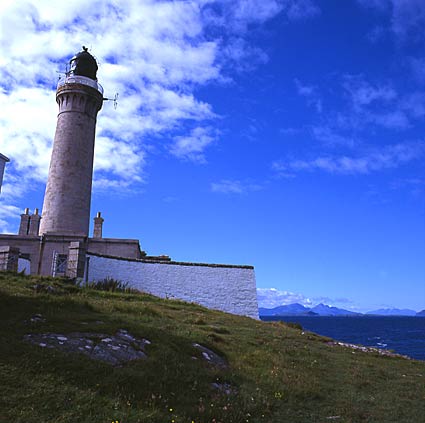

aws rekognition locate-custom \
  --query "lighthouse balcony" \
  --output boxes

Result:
[57,74,104,95]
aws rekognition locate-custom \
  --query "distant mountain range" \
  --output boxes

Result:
[311,303,361,316]
[259,303,315,316]
[259,303,425,317]
[366,308,417,316]
[259,303,361,317]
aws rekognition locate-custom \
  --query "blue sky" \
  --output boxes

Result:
[0,0,424,312]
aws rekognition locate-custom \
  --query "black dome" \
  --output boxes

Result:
[69,47,98,80]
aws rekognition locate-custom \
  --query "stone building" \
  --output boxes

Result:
[0,48,258,319]
[0,48,146,275]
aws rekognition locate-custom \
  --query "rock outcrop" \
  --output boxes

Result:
[24,329,150,366]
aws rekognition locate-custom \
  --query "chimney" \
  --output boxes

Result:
[18,208,30,235]
[93,212,104,238]
[28,208,41,236]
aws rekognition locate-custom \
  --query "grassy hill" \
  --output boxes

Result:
[1,272,424,423]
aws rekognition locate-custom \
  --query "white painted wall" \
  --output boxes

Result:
[87,254,259,319]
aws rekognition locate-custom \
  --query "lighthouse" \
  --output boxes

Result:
[0,47,142,278]
[0,48,258,319]
[39,47,103,236]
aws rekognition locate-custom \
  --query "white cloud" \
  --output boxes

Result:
[0,202,21,234]
[391,0,425,40]
[357,0,425,41]
[0,0,299,212]
[295,78,315,97]
[294,78,322,113]
[205,0,319,33]
[171,126,218,163]
[340,75,413,129]
[401,92,425,119]
[273,141,425,175]
[231,0,283,27]
[298,74,425,146]
[312,126,356,147]
[0,87,56,181]
[94,136,145,184]
[343,75,397,109]
[257,287,313,308]
[211,179,263,194]
[371,110,410,129]
[257,288,362,311]
[222,37,269,72]
[286,0,321,20]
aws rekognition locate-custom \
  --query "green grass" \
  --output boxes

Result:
[1,272,424,423]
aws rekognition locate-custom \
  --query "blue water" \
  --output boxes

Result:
[261,316,425,360]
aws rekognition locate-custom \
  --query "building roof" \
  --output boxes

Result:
[0,153,10,162]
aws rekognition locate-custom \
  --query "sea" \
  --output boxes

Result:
[260,316,425,360]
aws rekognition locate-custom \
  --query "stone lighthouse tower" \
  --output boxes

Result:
[0,47,143,278]
[39,47,103,236]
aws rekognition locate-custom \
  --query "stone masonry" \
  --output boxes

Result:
[39,82,103,236]
[0,246,19,272]
[93,212,104,238]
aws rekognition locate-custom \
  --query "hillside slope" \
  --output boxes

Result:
[1,273,424,423]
